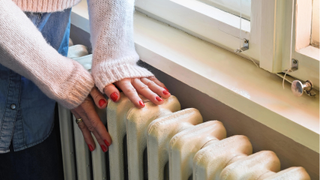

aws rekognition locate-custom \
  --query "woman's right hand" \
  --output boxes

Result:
[103,76,171,108]
[71,87,111,152]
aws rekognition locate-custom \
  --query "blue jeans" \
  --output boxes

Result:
[0,8,71,180]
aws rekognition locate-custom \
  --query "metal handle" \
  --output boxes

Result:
[291,80,313,97]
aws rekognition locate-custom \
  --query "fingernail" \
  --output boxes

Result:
[104,139,110,147]
[156,96,163,102]
[164,87,169,92]
[99,99,107,107]
[163,90,170,95]
[88,144,94,152]
[110,92,119,102]
[100,145,107,152]
[139,100,145,107]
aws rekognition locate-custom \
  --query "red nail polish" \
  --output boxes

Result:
[163,90,170,95]
[99,99,107,107]
[139,100,145,107]
[164,87,169,92]
[156,96,163,102]
[104,139,110,147]
[110,92,119,102]
[100,145,107,152]
[88,144,94,152]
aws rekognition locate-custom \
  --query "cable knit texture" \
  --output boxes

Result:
[0,0,153,108]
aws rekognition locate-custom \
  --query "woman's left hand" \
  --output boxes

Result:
[71,87,111,152]
[103,76,171,108]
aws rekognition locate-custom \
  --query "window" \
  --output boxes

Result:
[290,0,319,89]
[135,0,259,60]
[311,0,319,48]
[197,0,251,20]
[135,0,319,90]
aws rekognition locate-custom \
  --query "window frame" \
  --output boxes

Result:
[196,0,251,20]
[290,0,319,88]
[311,0,319,47]
[135,0,319,89]
[135,0,262,61]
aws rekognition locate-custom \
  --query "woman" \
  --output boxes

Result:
[0,0,170,179]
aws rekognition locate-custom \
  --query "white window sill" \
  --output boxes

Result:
[298,45,320,61]
[71,1,319,153]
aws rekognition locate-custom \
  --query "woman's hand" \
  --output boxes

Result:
[71,88,111,152]
[103,77,171,108]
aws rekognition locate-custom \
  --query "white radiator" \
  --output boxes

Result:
[58,44,311,180]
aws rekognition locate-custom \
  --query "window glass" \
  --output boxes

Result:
[196,0,251,20]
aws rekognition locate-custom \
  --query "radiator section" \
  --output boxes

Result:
[147,108,203,180]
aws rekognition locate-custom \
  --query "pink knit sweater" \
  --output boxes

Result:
[0,0,153,109]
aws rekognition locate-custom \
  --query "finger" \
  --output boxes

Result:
[148,76,166,88]
[141,77,170,99]
[71,110,81,119]
[71,111,96,152]
[92,130,109,152]
[80,111,110,152]
[76,117,96,152]
[148,76,171,96]
[80,100,112,152]
[104,83,120,102]
[80,114,107,152]
[114,78,145,108]
[90,87,108,109]
[132,78,164,105]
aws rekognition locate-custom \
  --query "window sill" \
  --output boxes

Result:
[71,1,319,153]
[298,45,320,62]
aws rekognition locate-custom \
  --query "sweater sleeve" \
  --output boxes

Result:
[0,0,94,109]
[87,0,154,93]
